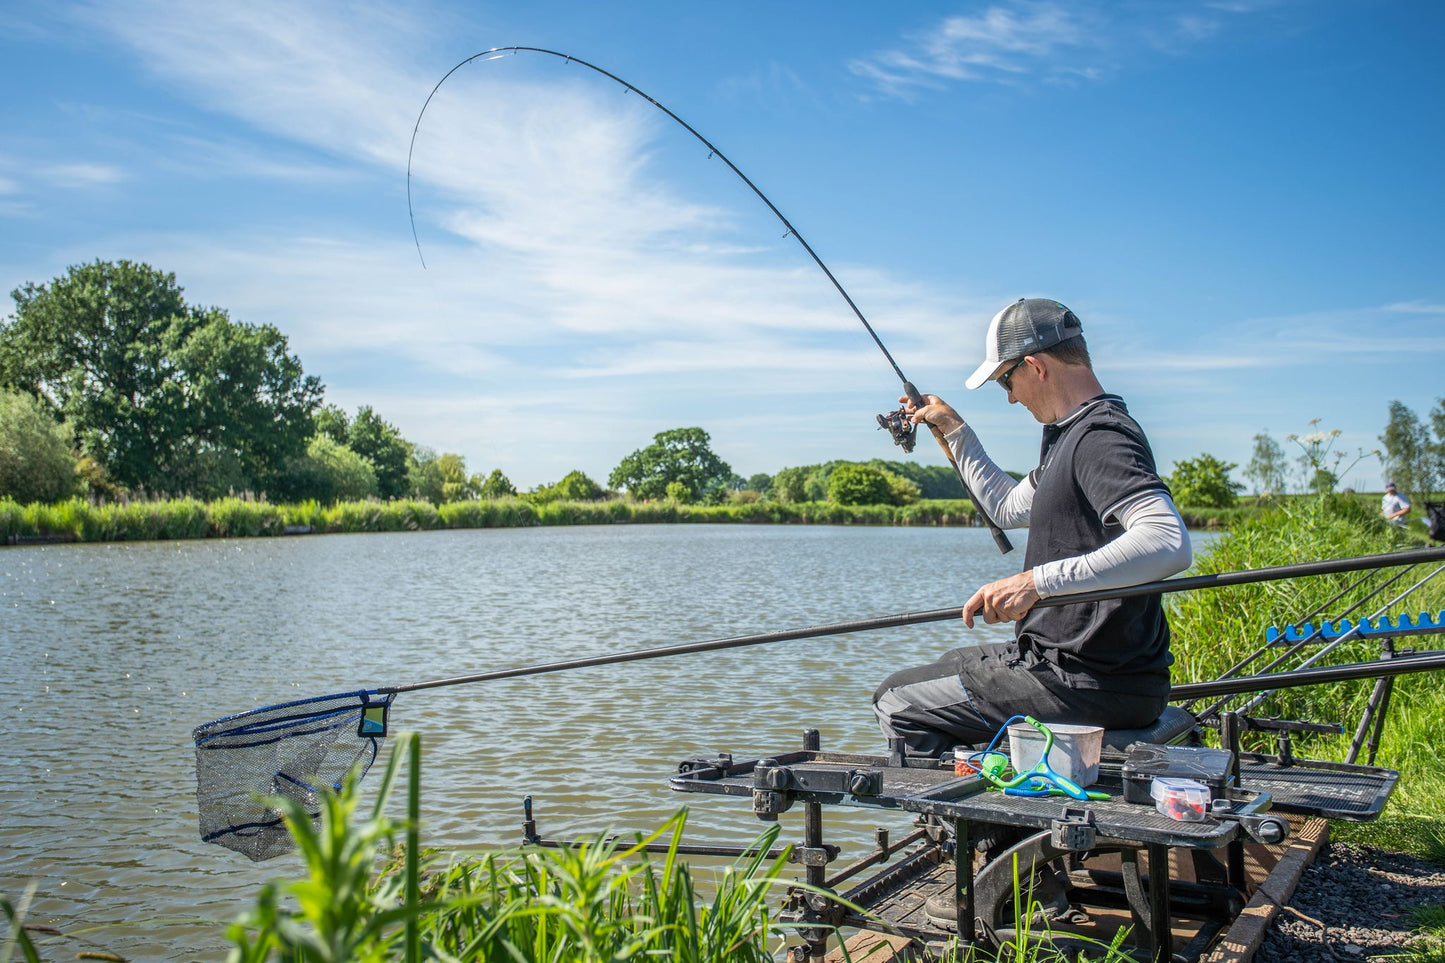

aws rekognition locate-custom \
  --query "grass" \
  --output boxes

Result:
[1167,493,1445,859]
[221,732,801,963]
[0,495,992,543]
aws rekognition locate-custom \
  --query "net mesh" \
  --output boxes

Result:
[193,691,393,861]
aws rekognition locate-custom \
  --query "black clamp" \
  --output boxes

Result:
[1050,807,1097,851]
[1210,799,1290,844]
[677,753,733,777]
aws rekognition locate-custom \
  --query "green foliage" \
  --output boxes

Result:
[744,472,773,495]
[409,448,477,505]
[313,404,351,445]
[770,466,809,503]
[478,469,516,499]
[776,460,935,506]
[1381,399,1445,498]
[828,463,894,506]
[1244,431,1288,496]
[316,435,380,502]
[0,390,78,504]
[347,406,412,500]
[608,427,732,503]
[0,495,994,542]
[1168,495,1425,748]
[864,459,968,500]
[160,307,322,498]
[530,469,606,505]
[1,261,321,497]
[1168,494,1445,857]
[224,732,793,963]
[1166,453,1244,508]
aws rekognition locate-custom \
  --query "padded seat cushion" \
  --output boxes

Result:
[1100,703,1198,756]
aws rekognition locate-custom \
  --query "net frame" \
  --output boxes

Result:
[193,690,394,861]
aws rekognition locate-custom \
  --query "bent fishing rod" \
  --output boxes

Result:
[406,46,1012,553]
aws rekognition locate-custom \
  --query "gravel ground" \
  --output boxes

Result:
[1258,843,1445,961]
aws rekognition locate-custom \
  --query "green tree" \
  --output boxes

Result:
[1430,399,1445,496]
[314,404,351,445]
[159,308,322,497]
[0,260,321,496]
[883,471,922,505]
[271,435,379,503]
[529,469,606,504]
[608,427,732,503]
[745,472,773,496]
[0,389,78,503]
[478,468,516,499]
[551,469,605,501]
[1380,400,1434,497]
[348,406,411,500]
[410,449,477,504]
[2,260,188,488]
[1167,453,1244,508]
[826,463,919,506]
[827,463,893,505]
[1244,431,1287,496]
[772,466,808,503]
[866,459,966,499]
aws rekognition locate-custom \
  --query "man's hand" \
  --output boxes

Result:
[899,393,965,436]
[962,570,1040,627]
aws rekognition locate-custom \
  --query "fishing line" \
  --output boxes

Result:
[405,46,1012,552]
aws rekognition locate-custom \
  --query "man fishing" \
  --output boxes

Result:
[874,298,1193,759]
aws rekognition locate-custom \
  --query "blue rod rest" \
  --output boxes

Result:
[1266,610,1445,645]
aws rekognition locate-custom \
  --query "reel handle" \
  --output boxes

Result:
[902,382,1013,554]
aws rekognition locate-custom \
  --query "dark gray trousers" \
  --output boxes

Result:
[872,641,1166,759]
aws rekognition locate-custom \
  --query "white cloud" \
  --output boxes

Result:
[44,162,126,187]
[851,1,1267,97]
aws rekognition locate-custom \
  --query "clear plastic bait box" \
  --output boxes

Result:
[1151,776,1211,821]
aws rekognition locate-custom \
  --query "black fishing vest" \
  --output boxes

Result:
[1018,395,1172,696]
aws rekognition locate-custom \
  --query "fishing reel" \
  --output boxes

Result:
[876,406,916,453]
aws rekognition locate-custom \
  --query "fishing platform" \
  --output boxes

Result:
[663,712,1397,963]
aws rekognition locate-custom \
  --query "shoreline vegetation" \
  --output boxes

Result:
[0,494,1271,545]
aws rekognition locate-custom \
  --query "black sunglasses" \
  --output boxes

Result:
[997,356,1028,392]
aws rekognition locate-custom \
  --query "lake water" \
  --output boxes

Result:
[2,523,1043,959]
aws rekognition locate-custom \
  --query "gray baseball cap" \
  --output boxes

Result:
[966,298,1083,390]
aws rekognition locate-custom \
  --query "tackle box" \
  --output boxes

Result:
[1122,743,1235,805]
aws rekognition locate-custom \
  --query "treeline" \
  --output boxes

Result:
[0,261,966,513]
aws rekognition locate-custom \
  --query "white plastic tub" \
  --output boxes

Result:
[1007,722,1104,788]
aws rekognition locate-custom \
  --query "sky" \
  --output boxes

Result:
[2,0,1442,493]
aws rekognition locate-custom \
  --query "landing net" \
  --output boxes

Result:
[193,690,393,861]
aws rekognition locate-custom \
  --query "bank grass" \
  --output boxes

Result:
[1167,493,1445,857]
[1,495,993,543]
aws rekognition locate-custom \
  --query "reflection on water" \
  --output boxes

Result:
[2,524,1029,958]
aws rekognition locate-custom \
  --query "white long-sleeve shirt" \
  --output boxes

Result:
[944,419,1192,597]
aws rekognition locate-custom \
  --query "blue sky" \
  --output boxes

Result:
[2,1,1442,492]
